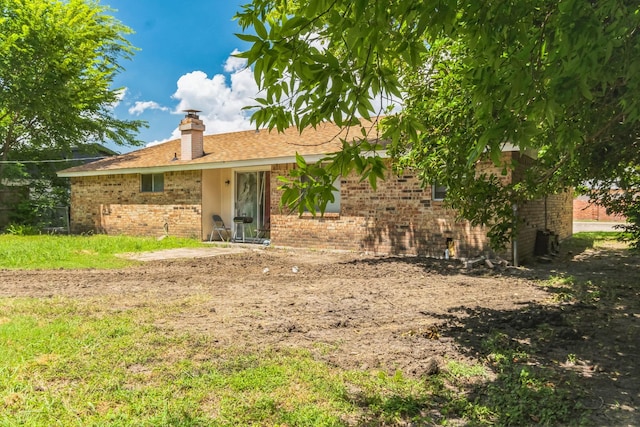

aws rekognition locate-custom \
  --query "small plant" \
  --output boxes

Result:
[544,275,576,287]
[5,223,40,236]
[552,291,574,303]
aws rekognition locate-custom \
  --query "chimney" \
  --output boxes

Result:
[179,109,205,160]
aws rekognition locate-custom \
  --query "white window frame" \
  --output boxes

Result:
[324,178,341,214]
[432,182,447,201]
[141,173,164,193]
[301,176,341,214]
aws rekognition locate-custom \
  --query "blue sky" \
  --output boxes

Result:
[104,0,257,152]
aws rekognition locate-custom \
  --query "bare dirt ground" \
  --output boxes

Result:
[1,241,638,425]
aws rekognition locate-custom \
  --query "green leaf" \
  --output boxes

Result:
[252,17,268,39]
[295,153,307,169]
[579,80,593,101]
[235,32,261,43]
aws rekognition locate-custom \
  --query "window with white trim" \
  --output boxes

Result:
[432,182,447,200]
[301,176,341,214]
[141,173,164,192]
[324,178,341,213]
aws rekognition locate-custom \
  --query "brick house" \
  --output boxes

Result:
[58,111,572,263]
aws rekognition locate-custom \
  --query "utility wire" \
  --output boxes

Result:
[0,156,108,164]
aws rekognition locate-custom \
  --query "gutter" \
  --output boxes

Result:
[57,149,391,178]
[56,154,331,178]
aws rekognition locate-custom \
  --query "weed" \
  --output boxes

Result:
[552,291,574,303]
[566,353,578,364]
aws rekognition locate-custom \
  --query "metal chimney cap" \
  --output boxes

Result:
[182,109,201,118]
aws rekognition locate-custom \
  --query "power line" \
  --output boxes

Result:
[0,156,108,164]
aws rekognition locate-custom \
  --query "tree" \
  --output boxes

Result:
[235,0,640,248]
[0,0,145,180]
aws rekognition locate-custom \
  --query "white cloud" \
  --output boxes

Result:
[129,101,170,116]
[223,49,247,73]
[170,53,259,135]
[116,87,127,102]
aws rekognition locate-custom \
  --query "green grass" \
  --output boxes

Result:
[475,332,581,426]
[565,231,628,252]
[0,297,587,426]
[0,235,207,269]
[0,298,444,426]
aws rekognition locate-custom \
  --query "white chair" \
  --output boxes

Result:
[209,214,231,242]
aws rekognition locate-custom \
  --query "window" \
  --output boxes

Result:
[141,173,164,192]
[301,176,341,214]
[432,182,447,200]
[324,178,341,214]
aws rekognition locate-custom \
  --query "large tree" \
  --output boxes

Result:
[236,0,640,248]
[0,0,145,179]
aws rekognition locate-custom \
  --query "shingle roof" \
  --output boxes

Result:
[58,120,382,177]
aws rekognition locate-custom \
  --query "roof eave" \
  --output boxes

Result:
[56,154,330,178]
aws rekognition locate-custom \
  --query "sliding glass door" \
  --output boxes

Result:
[235,171,270,234]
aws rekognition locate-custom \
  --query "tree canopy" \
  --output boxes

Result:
[236,0,640,247]
[0,0,145,178]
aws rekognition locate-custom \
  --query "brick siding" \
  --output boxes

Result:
[517,191,574,261]
[269,163,491,259]
[69,170,202,238]
[573,194,627,222]
[270,154,573,263]
[511,152,574,261]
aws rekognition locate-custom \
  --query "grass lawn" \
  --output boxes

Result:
[0,234,208,269]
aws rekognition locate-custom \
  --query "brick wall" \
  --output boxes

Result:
[270,154,573,263]
[517,191,574,261]
[512,152,574,262]
[69,170,202,238]
[269,163,491,259]
[573,194,627,222]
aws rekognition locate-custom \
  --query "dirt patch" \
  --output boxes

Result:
[1,243,638,425]
[117,244,251,261]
